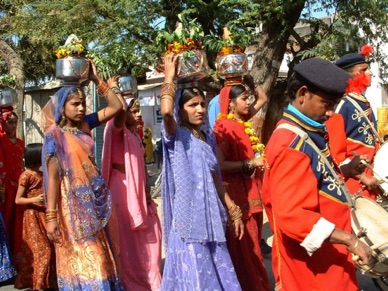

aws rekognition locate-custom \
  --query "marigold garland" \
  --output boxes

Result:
[217,45,245,60]
[217,112,265,156]
[164,38,202,56]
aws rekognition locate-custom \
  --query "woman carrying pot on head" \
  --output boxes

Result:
[160,52,244,290]
[213,78,270,291]
[0,106,24,268]
[101,82,162,291]
[41,61,123,290]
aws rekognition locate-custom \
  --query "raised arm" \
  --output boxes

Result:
[249,85,268,117]
[107,75,127,129]
[88,60,123,125]
[160,53,178,136]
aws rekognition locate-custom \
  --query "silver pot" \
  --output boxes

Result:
[217,53,248,79]
[56,57,90,83]
[0,87,17,107]
[119,75,138,94]
[176,50,209,83]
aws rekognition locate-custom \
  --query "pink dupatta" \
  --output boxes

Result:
[101,119,148,229]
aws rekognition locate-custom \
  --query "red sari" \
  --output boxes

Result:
[0,133,24,263]
[213,87,269,291]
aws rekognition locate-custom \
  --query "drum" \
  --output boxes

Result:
[373,141,388,198]
[351,195,388,277]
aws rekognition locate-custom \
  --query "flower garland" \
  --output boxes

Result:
[217,45,245,59]
[164,38,202,56]
[217,113,265,156]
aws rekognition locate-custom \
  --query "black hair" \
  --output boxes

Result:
[178,87,205,109]
[24,143,43,168]
[287,73,305,100]
[229,75,255,101]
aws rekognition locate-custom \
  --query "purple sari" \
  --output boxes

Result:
[161,89,241,290]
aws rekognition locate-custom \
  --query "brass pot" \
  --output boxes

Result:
[56,57,90,83]
[217,53,248,79]
[176,50,209,83]
[0,87,17,107]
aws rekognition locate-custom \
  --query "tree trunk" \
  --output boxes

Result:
[0,40,25,140]
[250,1,306,143]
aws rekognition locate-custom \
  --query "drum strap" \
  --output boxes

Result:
[276,123,355,207]
[345,96,384,144]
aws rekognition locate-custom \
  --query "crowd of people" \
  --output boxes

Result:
[0,43,384,291]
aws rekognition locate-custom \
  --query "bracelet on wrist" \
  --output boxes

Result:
[347,238,359,252]
[110,86,121,95]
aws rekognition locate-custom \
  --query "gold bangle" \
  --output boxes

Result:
[45,219,58,223]
[97,82,110,96]
[162,81,176,88]
[160,95,174,102]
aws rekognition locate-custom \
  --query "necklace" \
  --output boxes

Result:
[181,126,206,141]
[217,112,265,157]
[61,126,80,134]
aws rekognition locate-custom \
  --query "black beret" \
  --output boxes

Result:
[294,58,351,99]
[334,53,366,69]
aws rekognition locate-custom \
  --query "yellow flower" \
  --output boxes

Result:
[227,113,234,119]
[244,122,251,127]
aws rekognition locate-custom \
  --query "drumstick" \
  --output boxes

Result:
[351,152,388,185]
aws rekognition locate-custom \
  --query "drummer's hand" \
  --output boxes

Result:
[164,53,178,82]
[342,154,368,178]
[359,173,379,189]
[349,239,373,266]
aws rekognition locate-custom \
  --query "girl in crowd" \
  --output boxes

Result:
[213,78,270,291]
[102,87,162,290]
[0,106,24,266]
[160,53,243,290]
[14,143,57,290]
[42,61,123,290]
[143,127,154,164]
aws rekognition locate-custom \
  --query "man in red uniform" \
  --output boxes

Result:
[326,46,380,200]
[262,58,372,291]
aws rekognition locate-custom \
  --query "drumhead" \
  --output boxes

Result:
[351,196,388,277]
[374,141,388,193]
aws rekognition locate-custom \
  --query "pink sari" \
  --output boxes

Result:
[102,119,162,291]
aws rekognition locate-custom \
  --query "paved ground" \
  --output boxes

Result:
[0,162,380,290]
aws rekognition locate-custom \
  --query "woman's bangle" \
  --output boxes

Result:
[97,81,110,96]
[111,86,121,95]
[160,95,175,102]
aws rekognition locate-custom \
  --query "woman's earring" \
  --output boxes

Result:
[62,114,67,123]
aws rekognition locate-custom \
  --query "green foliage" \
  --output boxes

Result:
[0,74,17,89]
[203,25,254,53]
[155,14,204,54]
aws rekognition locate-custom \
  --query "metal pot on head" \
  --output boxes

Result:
[119,75,138,96]
[56,57,90,83]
